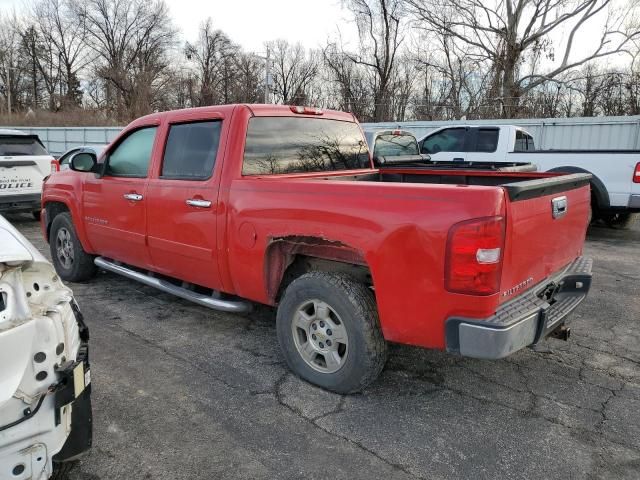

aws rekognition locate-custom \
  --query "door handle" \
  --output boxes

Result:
[186,198,212,208]
[123,193,143,201]
[452,157,464,162]
[552,196,568,219]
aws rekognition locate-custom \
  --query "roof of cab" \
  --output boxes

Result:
[127,104,356,128]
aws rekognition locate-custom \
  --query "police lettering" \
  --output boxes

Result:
[0,182,33,189]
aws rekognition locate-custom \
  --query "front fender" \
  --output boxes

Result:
[43,193,95,254]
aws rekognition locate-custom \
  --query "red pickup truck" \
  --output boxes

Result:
[41,105,593,393]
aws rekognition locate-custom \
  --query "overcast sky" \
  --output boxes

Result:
[0,0,357,51]
[0,0,629,67]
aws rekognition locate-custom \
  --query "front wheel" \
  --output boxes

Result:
[276,272,387,393]
[49,213,97,282]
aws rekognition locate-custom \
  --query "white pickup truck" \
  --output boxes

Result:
[418,125,640,228]
[0,130,55,220]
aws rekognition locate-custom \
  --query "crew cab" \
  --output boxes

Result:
[40,105,592,393]
[0,130,56,220]
[419,125,640,228]
[0,215,92,479]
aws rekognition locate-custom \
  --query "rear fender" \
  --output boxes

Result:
[264,235,368,304]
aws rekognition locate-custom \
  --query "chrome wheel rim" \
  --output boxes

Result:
[55,227,74,269]
[291,299,349,374]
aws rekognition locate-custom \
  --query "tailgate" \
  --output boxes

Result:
[0,158,49,197]
[499,173,591,304]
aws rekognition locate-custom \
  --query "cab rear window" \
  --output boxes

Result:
[242,117,370,175]
[0,135,48,156]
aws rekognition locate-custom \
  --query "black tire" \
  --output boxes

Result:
[32,210,41,221]
[51,461,76,480]
[276,272,387,394]
[50,212,97,282]
[602,212,639,230]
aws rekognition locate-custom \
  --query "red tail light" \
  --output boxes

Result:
[50,159,60,173]
[445,216,505,295]
[634,162,640,183]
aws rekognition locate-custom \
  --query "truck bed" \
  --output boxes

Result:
[265,168,591,302]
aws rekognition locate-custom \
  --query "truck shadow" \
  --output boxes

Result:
[587,222,640,243]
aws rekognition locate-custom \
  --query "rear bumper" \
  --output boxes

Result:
[445,257,593,359]
[0,193,41,213]
[628,194,640,210]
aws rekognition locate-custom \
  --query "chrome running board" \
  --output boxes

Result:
[94,257,252,313]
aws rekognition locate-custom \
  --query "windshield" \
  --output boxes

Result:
[374,133,419,157]
[0,135,48,156]
[243,117,370,175]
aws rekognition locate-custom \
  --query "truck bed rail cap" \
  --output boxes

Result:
[503,172,592,202]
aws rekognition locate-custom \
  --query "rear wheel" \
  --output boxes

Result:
[276,271,387,393]
[49,213,97,282]
[602,212,639,230]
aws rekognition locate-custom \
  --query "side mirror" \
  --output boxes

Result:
[70,152,97,173]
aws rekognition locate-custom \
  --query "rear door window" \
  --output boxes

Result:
[514,130,536,152]
[161,121,221,179]
[472,128,499,152]
[0,135,48,156]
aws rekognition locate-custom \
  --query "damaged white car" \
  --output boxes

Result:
[0,215,91,479]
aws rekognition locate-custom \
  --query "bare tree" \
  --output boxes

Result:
[233,52,264,103]
[185,18,239,106]
[18,25,43,110]
[323,44,371,119]
[0,13,28,113]
[343,0,405,121]
[406,0,640,117]
[30,0,88,109]
[76,0,176,120]
[269,39,318,104]
[412,31,492,119]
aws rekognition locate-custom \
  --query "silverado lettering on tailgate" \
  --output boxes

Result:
[502,277,534,298]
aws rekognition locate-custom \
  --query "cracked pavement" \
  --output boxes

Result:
[9,215,640,479]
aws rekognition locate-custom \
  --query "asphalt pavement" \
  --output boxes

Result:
[9,215,640,480]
